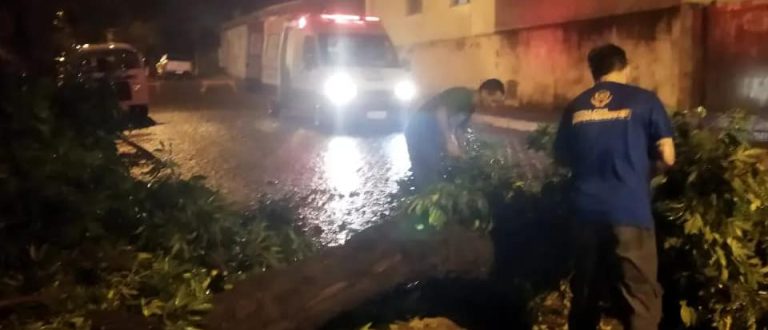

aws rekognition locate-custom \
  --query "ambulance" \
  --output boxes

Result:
[262,12,417,127]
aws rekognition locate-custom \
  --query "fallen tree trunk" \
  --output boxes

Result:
[203,220,494,330]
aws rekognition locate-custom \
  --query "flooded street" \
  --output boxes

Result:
[131,81,542,245]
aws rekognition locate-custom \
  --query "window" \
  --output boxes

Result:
[318,34,400,68]
[302,36,318,69]
[163,53,192,61]
[75,49,141,72]
[249,34,263,55]
[406,0,422,15]
[450,0,470,6]
[264,35,279,63]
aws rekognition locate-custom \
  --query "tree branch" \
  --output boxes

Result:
[0,294,45,310]
[118,134,162,164]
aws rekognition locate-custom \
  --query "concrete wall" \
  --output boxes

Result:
[366,0,496,46]
[705,1,768,113]
[404,8,684,111]
[496,0,680,30]
[368,0,680,46]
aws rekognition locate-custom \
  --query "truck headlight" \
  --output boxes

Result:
[394,80,417,101]
[323,73,358,106]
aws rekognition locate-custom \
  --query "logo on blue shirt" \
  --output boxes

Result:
[572,90,632,125]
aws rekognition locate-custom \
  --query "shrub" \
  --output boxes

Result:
[655,110,768,330]
[0,76,312,329]
[401,134,534,232]
[402,109,768,329]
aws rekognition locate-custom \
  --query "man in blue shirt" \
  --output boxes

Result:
[405,79,505,188]
[554,44,675,330]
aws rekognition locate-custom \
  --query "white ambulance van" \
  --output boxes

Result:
[262,13,417,127]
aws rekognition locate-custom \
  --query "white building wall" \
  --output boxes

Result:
[220,25,249,79]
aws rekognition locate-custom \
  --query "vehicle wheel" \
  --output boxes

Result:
[130,105,149,118]
[247,80,263,92]
[395,112,409,131]
[313,108,335,133]
[315,110,347,134]
[125,105,153,128]
[269,100,282,118]
[313,106,323,126]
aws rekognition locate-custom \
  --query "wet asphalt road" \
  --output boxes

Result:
[130,80,544,245]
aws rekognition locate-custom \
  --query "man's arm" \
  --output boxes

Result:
[656,137,675,168]
[649,96,676,170]
[553,109,573,167]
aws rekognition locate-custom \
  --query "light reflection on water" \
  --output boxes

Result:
[323,136,364,195]
[385,134,412,183]
[314,133,411,245]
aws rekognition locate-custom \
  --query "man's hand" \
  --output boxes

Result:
[446,134,463,158]
[656,137,676,169]
[436,107,465,158]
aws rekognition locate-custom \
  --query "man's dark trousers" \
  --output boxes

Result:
[569,222,663,330]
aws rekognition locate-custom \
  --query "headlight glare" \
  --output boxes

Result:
[323,73,358,106]
[394,80,418,101]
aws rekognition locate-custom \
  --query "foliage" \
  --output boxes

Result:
[402,108,768,329]
[526,124,558,156]
[521,110,768,329]
[401,133,530,231]
[529,280,571,330]
[398,130,572,328]
[654,109,768,330]
[406,183,491,231]
[379,317,464,330]
[0,76,312,328]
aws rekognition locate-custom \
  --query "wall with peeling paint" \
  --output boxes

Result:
[366,0,496,46]
[404,8,683,111]
[369,0,768,113]
[495,0,680,31]
[705,1,768,113]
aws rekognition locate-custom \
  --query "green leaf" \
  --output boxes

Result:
[680,301,697,326]
[716,247,727,267]
[189,303,213,312]
[359,323,373,330]
[683,213,704,235]
[740,148,765,159]
[69,317,86,328]
[428,208,447,229]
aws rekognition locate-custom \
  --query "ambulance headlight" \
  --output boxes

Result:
[394,80,417,102]
[323,73,358,106]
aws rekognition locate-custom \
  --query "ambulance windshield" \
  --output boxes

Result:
[318,34,400,68]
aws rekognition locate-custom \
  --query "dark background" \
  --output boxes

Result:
[0,0,289,73]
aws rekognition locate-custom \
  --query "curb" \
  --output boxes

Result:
[471,113,544,132]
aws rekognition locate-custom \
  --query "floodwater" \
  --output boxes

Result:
[131,80,540,245]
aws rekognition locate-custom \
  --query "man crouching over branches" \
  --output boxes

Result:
[554,44,675,330]
[405,79,505,189]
